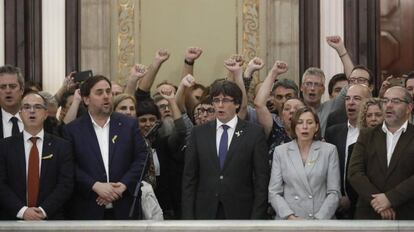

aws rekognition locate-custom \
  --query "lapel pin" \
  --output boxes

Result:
[42,154,54,160]
[112,135,118,144]
[235,130,243,137]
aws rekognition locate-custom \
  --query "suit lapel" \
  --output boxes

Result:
[304,141,321,177]
[288,141,312,194]
[373,127,388,175]
[207,121,220,171]
[222,119,246,171]
[83,115,106,172]
[15,134,26,194]
[40,133,53,181]
[0,109,3,138]
[108,114,122,166]
[387,125,414,176]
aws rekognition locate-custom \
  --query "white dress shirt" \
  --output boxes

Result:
[382,120,408,166]
[344,121,359,195]
[2,108,23,138]
[216,115,238,155]
[17,130,46,219]
[90,114,112,209]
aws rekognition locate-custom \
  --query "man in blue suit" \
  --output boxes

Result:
[64,75,147,219]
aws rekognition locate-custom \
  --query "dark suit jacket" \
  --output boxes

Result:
[326,108,347,130]
[182,118,270,219]
[0,132,74,220]
[0,109,3,139]
[63,112,147,220]
[325,123,358,218]
[348,124,414,220]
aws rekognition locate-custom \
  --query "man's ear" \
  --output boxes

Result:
[83,96,89,106]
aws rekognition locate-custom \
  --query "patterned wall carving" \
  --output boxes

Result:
[117,0,135,84]
[242,0,260,61]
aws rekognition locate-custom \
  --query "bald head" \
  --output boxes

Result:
[345,84,372,126]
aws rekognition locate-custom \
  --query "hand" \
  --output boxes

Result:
[224,58,242,73]
[371,193,392,213]
[96,196,111,206]
[378,75,393,98]
[230,54,245,66]
[73,89,82,102]
[154,49,170,65]
[156,84,176,95]
[23,207,45,220]
[287,214,301,220]
[326,35,346,54]
[270,60,288,77]
[159,86,176,100]
[129,64,147,80]
[92,182,120,203]
[338,196,351,211]
[181,74,195,88]
[245,57,264,77]
[379,208,396,220]
[185,47,203,62]
[64,72,77,92]
[111,182,127,198]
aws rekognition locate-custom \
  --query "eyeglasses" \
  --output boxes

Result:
[380,98,409,105]
[303,82,323,88]
[349,77,369,84]
[21,104,47,111]
[212,98,234,104]
[198,107,215,114]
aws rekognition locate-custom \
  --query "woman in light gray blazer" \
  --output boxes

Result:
[269,107,340,219]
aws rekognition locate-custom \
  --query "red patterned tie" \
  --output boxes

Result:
[27,137,39,207]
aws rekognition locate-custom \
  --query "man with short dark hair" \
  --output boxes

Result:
[0,65,25,138]
[349,86,414,220]
[182,80,269,219]
[0,92,74,220]
[328,73,348,99]
[63,75,147,219]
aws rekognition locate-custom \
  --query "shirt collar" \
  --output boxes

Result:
[347,120,358,130]
[2,108,22,122]
[89,112,110,129]
[23,129,44,142]
[216,115,238,130]
[382,120,408,134]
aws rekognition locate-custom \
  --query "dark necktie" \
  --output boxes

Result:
[27,137,39,207]
[218,125,229,169]
[10,117,20,136]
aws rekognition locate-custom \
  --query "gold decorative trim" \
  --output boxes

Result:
[117,0,135,84]
[242,0,259,61]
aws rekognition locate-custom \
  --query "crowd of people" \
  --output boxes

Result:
[0,35,414,221]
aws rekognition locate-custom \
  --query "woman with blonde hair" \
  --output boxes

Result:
[357,97,384,129]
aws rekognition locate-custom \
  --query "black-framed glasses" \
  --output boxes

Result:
[349,77,369,84]
[212,98,234,104]
[21,104,47,111]
[380,98,409,105]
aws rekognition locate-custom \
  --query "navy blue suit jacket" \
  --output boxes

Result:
[0,132,74,220]
[63,112,147,219]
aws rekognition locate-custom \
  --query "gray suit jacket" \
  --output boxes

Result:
[269,140,341,219]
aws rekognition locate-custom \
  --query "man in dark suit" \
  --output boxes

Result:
[182,80,269,219]
[63,75,147,220]
[325,84,371,219]
[349,86,414,220]
[0,92,74,220]
[0,65,24,138]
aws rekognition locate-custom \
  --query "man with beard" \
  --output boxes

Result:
[137,88,186,219]
[349,86,414,220]
[153,93,176,138]
[63,75,147,219]
[325,84,371,219]
[0,65,24,138]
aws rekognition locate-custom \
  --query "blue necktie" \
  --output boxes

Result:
[219,125,229,169]
[10,117,19,136]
